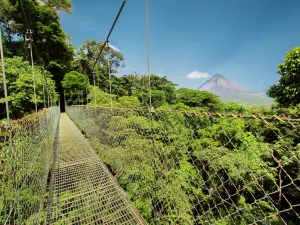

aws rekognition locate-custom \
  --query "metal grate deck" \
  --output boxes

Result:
[49,113,145,224]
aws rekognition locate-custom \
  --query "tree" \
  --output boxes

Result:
[148,75,177,104]
[72,46,93,79]
[119,74,140,96]
[176,88,223,111]
[61,71,88,105]
[0,0,16,54]
[118,96,141,108]
[0,57,58,118]
[73,40,124,87]
[224,102,247,114]
[88,86,119,107]
[82,40,124,72]
[143,90,166,108]
[1,0,74,104]
[38,0,72,14]
[267,47,300,107]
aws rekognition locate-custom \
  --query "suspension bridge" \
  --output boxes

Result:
[1,0,300,224]
[1,105,300,224]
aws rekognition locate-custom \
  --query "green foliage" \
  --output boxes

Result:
[143,90,166,108]
[223,102,248,114]
[158,102,190,110]
[267,47,300,107]
[1,0,74,85]
[149,75,177,103]
[62,71,88,105]
[39,0,73,14]
[118,96,141,108]
[0,57,58,118]
[88,86,119,107]
[68,106,300,225]
[119,73,142,96]
[272,104,300,118]
[176,88,223,112]
[72,40,124,88]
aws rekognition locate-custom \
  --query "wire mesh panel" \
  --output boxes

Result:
[0,107,60,224]
[67,105,300,225]
[49,113,145,225]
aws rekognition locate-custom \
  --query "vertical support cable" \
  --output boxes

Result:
[93,71,96,106]
[145,0,151,108]
[107,41,113,108]
[42,72,46,108]
[0,28,10,125]
[145,2,158,223]
[48,87,50,107]
[28,30,38,113]
[86,78,88,107]
[30,45,38,113]
[40,65,50,108]
[1,27,15,225]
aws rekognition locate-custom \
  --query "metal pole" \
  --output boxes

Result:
[0,29,10,125]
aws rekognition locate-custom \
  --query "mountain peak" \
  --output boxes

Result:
[209,74,228,81]
[199,74,246,92]
[213,74,225,78]
[198,74,273,106]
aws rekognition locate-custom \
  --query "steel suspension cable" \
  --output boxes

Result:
[144,2,159,223]
[107,42,113,108]
[92,0,127,71]
[93,70,96,106]
[90,0,126,107]
[0,29,10,125]
[28,32,38,113]
[1,28,16,225]
[19,0,51,108]
[41,69,46,108]
[86,78,88,106]
[145,0,152,108]
[40,65,50,107]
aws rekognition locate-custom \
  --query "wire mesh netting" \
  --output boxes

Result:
[49,113,146,225]
[0,107,60,224]
[67,105,300,225]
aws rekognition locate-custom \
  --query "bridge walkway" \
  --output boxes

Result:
[49,113,145,225]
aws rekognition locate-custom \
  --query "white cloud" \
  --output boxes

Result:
[187,70,211,79]
[108,43,120,52]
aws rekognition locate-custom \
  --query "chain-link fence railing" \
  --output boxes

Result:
[0,107,60,224]
[67,105,300,225]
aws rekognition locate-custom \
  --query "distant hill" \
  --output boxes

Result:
[198,74,273,107]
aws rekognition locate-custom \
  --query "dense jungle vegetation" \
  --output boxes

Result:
[1,0,300,224]
[68,105,300,224]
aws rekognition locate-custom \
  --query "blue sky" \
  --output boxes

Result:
[60,0,300,93]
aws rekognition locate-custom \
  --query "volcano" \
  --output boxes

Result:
[199,74,248,93]
[198,74,273,106]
